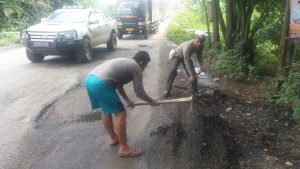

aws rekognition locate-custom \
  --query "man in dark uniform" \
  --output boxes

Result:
[163,33,206,97]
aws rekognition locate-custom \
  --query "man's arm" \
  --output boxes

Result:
[140,94,159,106]
[196,49,203,67]
[117,86,134,107]
[183,49,194,76]
[196,47,205,72]
[131,67,159,106]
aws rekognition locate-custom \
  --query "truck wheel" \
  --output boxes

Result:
[143,29,148,39]
[118,32,123,39]
[26,50,45,62]
[107,32,117,51]
[76,38,92,63]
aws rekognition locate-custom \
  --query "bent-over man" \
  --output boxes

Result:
[164,33,206,97]
[85,51,159,157]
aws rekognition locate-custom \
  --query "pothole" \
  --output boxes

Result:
[70,110,102,123]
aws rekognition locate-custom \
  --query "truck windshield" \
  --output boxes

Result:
[116,1,144,15]
[47,11,87,23]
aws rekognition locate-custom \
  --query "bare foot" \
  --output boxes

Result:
[109,139,119,146]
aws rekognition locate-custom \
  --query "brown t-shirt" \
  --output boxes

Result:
[89,58,148,100]
[174,40,204,73]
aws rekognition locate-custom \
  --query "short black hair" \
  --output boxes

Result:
[132,51,151,63]
[195,34,206,43]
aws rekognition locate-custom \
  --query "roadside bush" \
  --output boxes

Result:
[261,64,300,121]
[255,42,278,76]
[277,64,300,121]
[166,22,194,45]
[209,42,255,81]
[0,34,20,47]
[171,10,207,30]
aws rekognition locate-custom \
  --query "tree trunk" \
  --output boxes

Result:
[224,0,234,51]
[217,4,226,39]
[277,0,290,90]
[212,0,220,46]
[202,0,212,49]
[278,0,290,69]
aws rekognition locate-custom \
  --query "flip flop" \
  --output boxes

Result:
[109,140,119,146]
[118,147,143,158]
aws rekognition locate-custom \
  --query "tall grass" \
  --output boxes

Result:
[0,33,20,47]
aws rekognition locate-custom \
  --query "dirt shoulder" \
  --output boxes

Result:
[151,38,300,168]
[0,43,22,53]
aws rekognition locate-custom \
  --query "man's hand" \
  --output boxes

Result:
[126,100,135,108]
[188,76,195,83]
[149,99,160,106]
[200,66,206,72]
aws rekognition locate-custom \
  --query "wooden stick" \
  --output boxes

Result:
[134,96,193,106]
[173,81,192,90]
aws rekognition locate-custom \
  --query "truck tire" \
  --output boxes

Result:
[76,38,92,63]
[118,32,123,39]
[143,29,148,39]
[26,50,45,62]
[107,32,117,51]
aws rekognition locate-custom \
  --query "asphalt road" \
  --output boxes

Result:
[0,20,197,169]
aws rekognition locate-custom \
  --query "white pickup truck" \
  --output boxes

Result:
[21,7,117,63]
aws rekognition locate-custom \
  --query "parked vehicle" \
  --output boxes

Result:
[21,7,117,63]
[116,0,160,39]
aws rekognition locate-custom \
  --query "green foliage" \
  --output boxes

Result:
[171,9,207,30]
[0,33,20,46]
[166,22,194,45]
[254,22,282,53]
[260,79,278,102]
[277,64,300,120]
[0,0,77,32]
[254,46,278,76]
[261,64,300,121]
[208,42,254,81]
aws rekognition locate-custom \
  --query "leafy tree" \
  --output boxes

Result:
[0,0,77,32]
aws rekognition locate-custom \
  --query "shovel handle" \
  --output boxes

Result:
[134,96,193,106]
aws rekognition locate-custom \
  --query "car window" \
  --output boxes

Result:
[89,13,98,23]
[96,12,105,21]
[47,10,87,23]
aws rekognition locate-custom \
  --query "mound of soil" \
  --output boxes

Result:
[155,42,299,168]
[152,81,299,168]
[153,74,299,168]
[194,83,299,168]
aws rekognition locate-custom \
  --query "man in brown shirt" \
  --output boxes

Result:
[85,51,159,157]
[164,34,206,97]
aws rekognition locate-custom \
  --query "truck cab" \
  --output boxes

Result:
[116,0,159,39]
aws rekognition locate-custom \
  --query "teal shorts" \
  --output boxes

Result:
[85,74,125,115]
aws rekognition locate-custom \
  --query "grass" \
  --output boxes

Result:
[0,33,21,47]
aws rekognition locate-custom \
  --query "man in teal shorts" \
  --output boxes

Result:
[85,51,159,157]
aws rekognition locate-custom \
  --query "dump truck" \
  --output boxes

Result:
[116,0,160,39]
